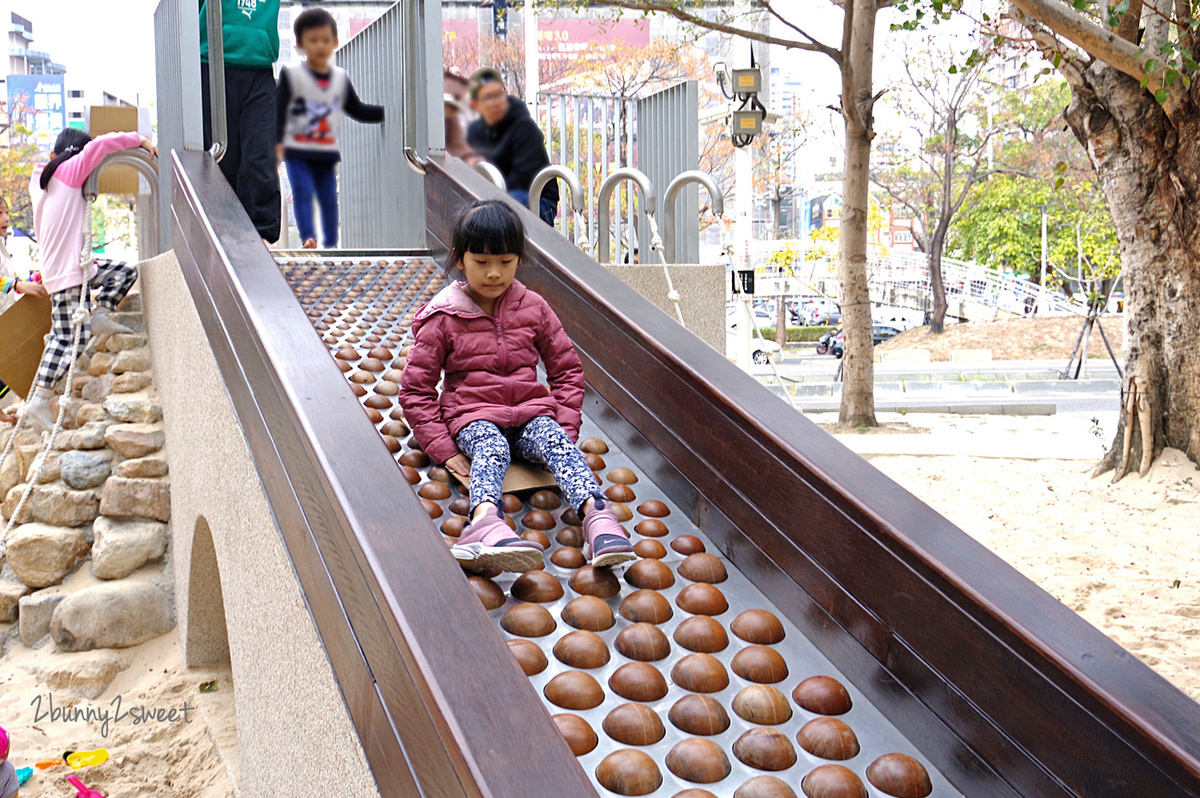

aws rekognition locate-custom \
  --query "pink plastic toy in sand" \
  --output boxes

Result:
[67,774,105,798]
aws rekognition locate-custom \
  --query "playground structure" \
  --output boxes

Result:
[113,0,1200,795]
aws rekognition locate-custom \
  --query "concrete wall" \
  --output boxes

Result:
[140,252,380,798]
[603,263,724,351]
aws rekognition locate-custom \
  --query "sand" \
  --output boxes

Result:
[864,436,1200,701]
[0,614,237,797]
[877,314,1127,361]
[3,411,1196,796]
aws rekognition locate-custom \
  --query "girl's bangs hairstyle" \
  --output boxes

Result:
[449,200,526,269]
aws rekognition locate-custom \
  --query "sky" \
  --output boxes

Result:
[11,0,1012,151]
[17,0,159,109]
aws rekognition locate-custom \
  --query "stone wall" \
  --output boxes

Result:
[0,291,175,661]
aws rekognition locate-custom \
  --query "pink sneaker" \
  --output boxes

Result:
[451,510,544,572]
[582,498,636,568]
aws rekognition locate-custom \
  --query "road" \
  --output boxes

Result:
[745,351,1123,416]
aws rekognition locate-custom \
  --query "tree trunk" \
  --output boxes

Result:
[773,196,787,349]
[776,295,788,349]
[837,0,879,427]
[1062,62,1200,472]
[928,223,950,334]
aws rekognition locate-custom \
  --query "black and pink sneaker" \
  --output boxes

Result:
[451,509,545,572]
[582,497,636,568]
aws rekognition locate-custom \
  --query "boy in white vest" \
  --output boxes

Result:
[276,7,383,248]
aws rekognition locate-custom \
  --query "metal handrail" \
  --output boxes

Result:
[529,165,584,217]
[400,0,428,174]
[205,0,227,162]
[83,149,161,257]
[662,170,723,264]
[597,167,655,263]
[473,161,506,190]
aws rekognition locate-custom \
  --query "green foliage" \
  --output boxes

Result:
[891,0,964,31]
[759,325,835,343]
[0,125,40,237]
[947,79,1119,284]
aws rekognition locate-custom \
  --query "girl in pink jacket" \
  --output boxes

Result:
[401,200,635,573]
[21,128,156,432]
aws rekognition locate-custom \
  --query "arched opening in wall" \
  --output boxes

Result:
[188,516,231,664]
[189,515,241,786]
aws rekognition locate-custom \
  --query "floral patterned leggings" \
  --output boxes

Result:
[455,416,597,513]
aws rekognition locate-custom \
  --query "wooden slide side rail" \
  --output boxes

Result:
[426,155,1200,798]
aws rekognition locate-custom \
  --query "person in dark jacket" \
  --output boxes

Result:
[465,68,558,225]
[199,0,282,244]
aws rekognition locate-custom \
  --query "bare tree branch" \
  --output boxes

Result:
[581,0,842,63]
[870,175,926,224]
[760,0,839,58]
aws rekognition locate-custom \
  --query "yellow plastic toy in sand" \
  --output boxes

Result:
[65,749,108,769]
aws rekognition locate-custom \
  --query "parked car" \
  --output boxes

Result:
[805,300,842,326]
[726,328,783,365]
[874,325,902,344]
[726,308,777,330]
[873,307,924,331]
[828,325,902,358]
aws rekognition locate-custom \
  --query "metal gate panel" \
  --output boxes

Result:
[638,81,699,264]
[338,0,443,249]
[153,0,204,250]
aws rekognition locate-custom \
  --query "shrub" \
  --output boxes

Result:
[758,325,835,343]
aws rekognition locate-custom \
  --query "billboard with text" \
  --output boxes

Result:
[8,74,66,149]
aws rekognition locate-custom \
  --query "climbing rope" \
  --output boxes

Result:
[574,209,590,255]
[643,215,685,327]
[0,212,94,561]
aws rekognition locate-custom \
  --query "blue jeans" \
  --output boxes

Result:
[507,189,558,226]
[286,159,339,247]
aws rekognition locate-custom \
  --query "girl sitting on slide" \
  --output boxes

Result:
[400,199,635,573]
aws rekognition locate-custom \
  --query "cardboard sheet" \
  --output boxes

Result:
[0,293,52,397]
[450,458,558,493]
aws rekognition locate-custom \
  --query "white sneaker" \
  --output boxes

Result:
[21,387,54,432]
[90,307,132,337]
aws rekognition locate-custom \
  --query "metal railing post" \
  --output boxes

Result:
[83,149,162,257]
[401,0,429,174]
[473,162,506,190]
[662,170,724,264]
[597,167,656,264]
[205,0,227,162]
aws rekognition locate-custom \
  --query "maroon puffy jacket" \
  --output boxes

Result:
[399,279,585,465]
